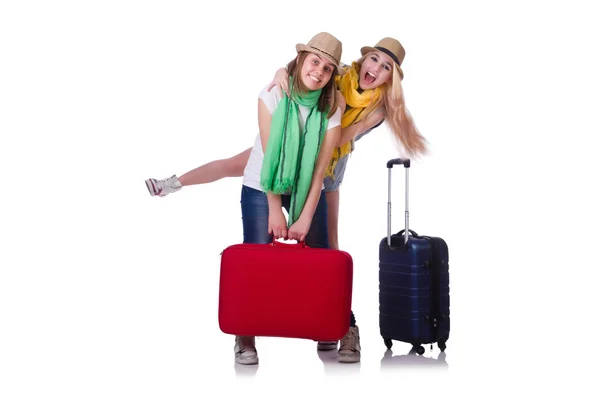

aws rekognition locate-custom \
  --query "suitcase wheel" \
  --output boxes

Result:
[384,338,393,349]
[438,340,447,352]
[411,344,426,355]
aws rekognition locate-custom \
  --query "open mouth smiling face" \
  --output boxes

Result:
[359,50,394,90]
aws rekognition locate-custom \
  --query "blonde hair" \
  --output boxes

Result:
[356,54,428,157]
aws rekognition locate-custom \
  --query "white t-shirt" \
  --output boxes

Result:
[242,85,342,192]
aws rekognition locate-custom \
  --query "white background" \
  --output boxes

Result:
[1,0,599,395]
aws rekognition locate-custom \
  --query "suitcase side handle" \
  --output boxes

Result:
[394,229,419,237]
[387,158,410,246]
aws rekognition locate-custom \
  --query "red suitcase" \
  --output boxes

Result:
[218,240,353,341]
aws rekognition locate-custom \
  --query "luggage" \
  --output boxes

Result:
[379,158,450,354]
[218,239,353,341]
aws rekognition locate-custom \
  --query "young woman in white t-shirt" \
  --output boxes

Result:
[231,32,345,366]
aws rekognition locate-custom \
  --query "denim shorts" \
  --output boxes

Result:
[240,185,329,248]
[323,128,374,192]
[323,154,350,193]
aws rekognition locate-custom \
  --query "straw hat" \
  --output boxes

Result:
[296,32,344,74]
[361,37,406,79]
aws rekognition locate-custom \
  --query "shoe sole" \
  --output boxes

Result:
[338,353,361,363]
[235,356,259,365]
[145,179,164,197]
[145,179,156,196]
[317,343,338,351]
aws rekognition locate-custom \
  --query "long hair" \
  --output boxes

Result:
[356,53,428,157]
[286,52,339,119]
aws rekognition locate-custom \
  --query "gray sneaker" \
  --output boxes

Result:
[317,341,338,351]
[145,175,182,197]
[234,336,258,365]
[338,326,361,363]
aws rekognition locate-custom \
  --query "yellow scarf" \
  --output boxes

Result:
[325,62,382,178]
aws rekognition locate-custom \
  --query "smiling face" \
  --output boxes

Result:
[358,50,395,90]
[300,52,336,90]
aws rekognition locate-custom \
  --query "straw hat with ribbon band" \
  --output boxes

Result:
[360,37,406,79]
[324,37,406,179]
[296,32,344,75]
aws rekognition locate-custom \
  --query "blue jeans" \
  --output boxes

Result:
[240,185,329,247]
[240,185,356,328]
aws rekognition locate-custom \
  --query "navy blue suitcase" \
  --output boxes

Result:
[379,158,450,354]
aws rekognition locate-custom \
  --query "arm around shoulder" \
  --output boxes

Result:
[336,90,346,112]
[338,108,385,147]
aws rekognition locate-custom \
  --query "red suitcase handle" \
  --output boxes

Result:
[271,237,309,249]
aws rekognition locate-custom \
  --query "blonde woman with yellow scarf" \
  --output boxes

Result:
[144,37,428,363]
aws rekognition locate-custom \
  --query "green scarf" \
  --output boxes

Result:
[260,79,328,227]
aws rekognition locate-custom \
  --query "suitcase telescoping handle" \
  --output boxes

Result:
[386,158,410,246]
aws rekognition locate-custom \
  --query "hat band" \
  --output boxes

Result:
[375,46,400,66]
[308,45,339,64]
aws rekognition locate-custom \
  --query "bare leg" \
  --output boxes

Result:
[325,190,340,250]
[178,147,252,186]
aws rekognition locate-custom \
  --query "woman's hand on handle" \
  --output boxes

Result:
[287,216,312,242]
[268,209,288,240]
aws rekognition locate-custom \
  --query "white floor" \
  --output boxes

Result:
[230,336,449,378]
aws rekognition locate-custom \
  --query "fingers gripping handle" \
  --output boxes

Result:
[387,158,410,246]
[271,237,307,248]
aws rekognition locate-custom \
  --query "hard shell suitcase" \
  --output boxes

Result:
[219,240,353,341]
[378,158,450,354]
